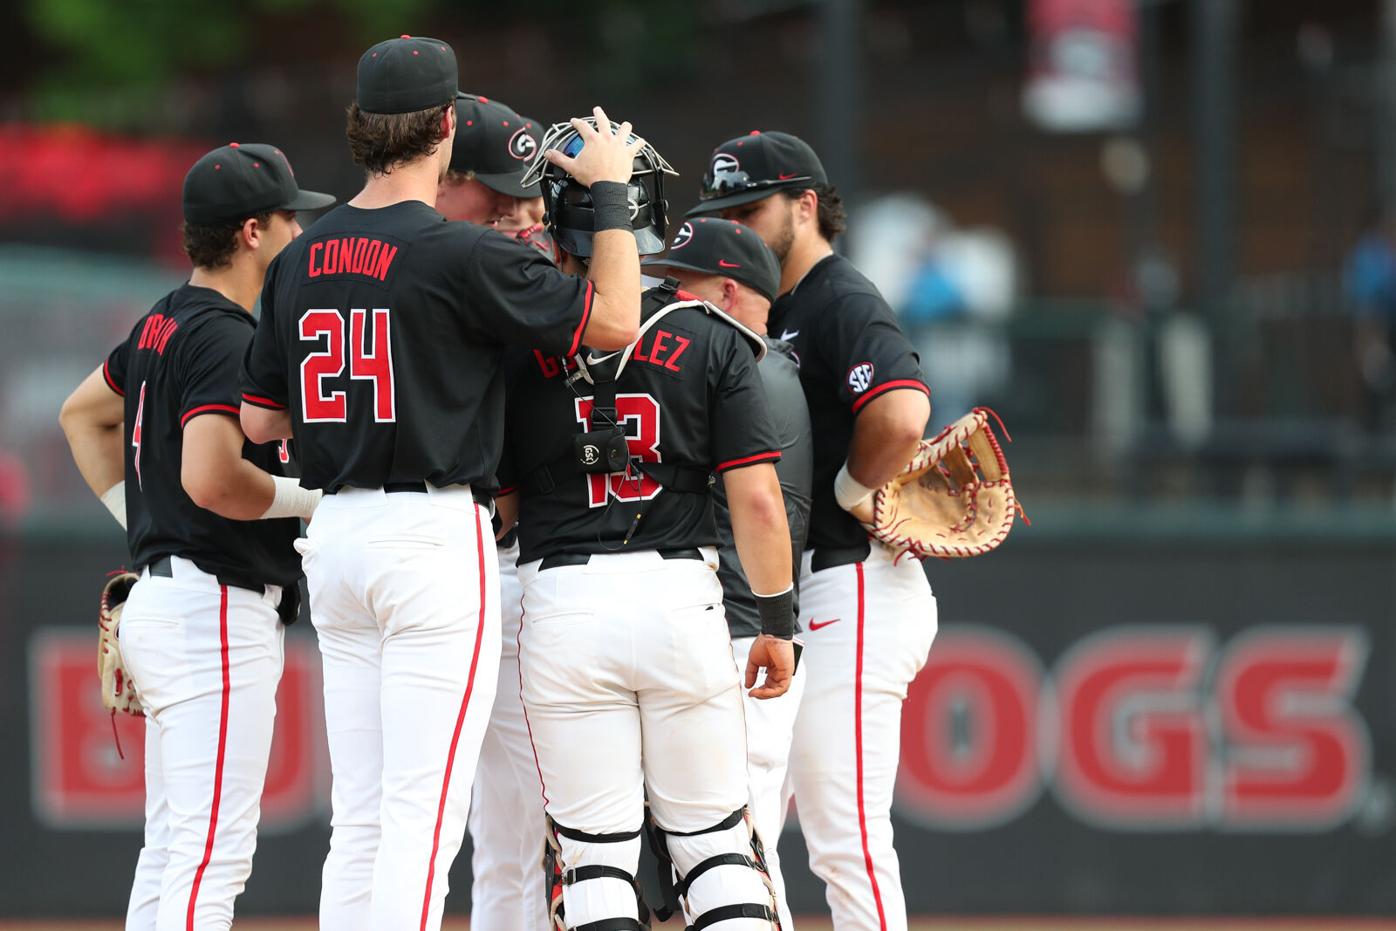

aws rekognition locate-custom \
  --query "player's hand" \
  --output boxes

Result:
[745,634,794,700]
[545,106,644,188]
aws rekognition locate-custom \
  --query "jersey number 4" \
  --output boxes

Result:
[574,394,662,508]
[299,308,395,423]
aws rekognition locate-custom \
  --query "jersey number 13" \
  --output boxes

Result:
[299,308,395,423]
[574,394,662,508]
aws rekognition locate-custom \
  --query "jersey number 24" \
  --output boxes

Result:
[299,308,395,423]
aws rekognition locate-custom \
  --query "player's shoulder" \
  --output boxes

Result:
[172,300,254,359]
[807,255,894,316]
[648,287,762,355]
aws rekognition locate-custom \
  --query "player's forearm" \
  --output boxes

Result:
[59,370,126,498]
[724,464,794,596]
[582,227,641,350]
[183,458,276,520]
[63,421,125,499]
[846,388,931,488]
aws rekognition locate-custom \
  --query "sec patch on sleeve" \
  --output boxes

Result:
[847,361,875,394]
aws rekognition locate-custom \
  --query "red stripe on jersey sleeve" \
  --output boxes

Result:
[566,281,595,358]
[715,450,782,473]
[496,485,518,497]
[241,392,287,410]
[181,404,240,428]
[850,379,929,414]
[102,360,125,397]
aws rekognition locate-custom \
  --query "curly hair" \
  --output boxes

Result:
[785,183,847,242]
[345,102,451,175]
[180,213,271,269]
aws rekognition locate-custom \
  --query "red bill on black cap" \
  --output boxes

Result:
[687,130,828,216]
[356,35,459,114]
[182,143,334,226]
[643,217,781,301]
[450,95,542,198]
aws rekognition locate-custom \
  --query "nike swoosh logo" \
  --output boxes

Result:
[778,172,799,180]
[808,618,840,631]
[779,329,799,341]
[718,259,741,268]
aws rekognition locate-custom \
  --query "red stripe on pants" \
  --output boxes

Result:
[419,506,489,930]
[186,585,231,930]
[854,562,889,929]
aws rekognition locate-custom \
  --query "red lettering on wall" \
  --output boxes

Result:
[897,626,1044,829]
[1217,628,1370,830]
[29,630,325,830]
[1053,627,1210,828]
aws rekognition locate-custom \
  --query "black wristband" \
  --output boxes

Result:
[589,181,633,233]
[754,588,795,640]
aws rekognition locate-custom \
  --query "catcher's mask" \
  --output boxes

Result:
[520,117,677,258]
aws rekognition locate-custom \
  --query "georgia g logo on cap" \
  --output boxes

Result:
[671,222,694,250]
[711,152,741,178]
[509,127,537,161]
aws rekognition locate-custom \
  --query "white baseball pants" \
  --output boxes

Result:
[119,555,285,931]
[467,542,550,931]
[297,485,500,931]
[732,635,806,931]
[518,549,776,930]
[783,545,937,931]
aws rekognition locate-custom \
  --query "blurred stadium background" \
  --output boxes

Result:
[4,0,1396,925]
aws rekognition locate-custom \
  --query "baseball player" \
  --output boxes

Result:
[495,121,795,931]
[642,216,813,930]
[434,90,552,931]
[58,143,332,931]
[437,94,541,231]
[237,36,645,931]
[494,113,559,261]
[689,131,936,931]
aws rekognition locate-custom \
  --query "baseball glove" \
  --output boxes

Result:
[857,408,1023,560]
[98,571,143,717]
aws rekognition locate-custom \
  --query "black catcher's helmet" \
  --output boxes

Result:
[520,117,677,257]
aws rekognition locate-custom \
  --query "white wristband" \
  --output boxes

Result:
[100,481,127,530]
[834,463,876,512]
[261,475,322,521]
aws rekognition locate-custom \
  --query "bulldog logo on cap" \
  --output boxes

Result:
[509,127,537,161]
[670,222,694,250]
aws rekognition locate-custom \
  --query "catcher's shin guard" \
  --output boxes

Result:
[650,807,780,930]
[543,816,649,930]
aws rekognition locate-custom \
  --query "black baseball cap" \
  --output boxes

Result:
[182,143,335,226]
[643,217,781,301]
[450,96,542,198]
[687,130,828,216]
[357,35,459,114]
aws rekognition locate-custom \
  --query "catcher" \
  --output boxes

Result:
[687,129,1012,931]
[59,142,328,931]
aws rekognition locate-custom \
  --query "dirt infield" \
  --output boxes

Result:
[4,919,1396,930]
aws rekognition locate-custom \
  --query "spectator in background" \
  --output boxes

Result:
[1345,204,1396,431]
[901,240,969,328]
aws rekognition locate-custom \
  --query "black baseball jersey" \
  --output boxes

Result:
[712,338,813,638]
[104,284,302,587]
[769,254,930,551]
[501,283,781,563]
[241,201,592,493]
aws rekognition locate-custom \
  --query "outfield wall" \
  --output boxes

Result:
[3,523,1393,917]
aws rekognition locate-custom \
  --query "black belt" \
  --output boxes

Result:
[538,547,704,571]
[328,481,493,509]
[146,555,266,595]
[810,541,871,573]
